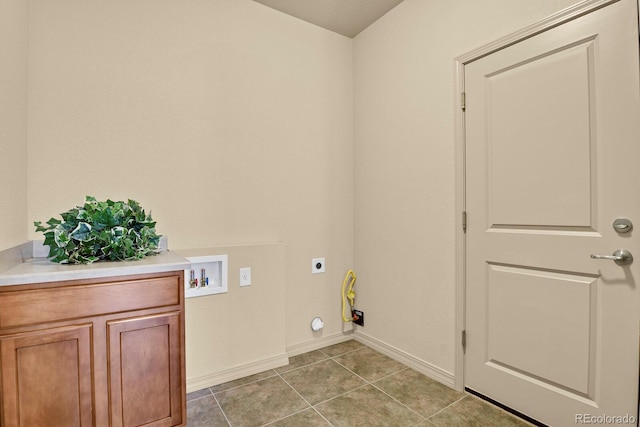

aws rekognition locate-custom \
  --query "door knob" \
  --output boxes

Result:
[590,249,633,266]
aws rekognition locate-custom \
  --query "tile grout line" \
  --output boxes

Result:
[368,381,429,423]
[309,382,371,407]
[371,365,411,383]
[330,351,409,390]
[328,350,432,424]
[211,389,234,427]
[210,369,279,396]
[318,346,364,359]
[328,345,382,384]
[186,388,213,404]
[309,407,336,427]
[321,353,427,424]
[274,356,331,376]
[424,394,469,422]
[269,370,336,427]
[265,344,371,426]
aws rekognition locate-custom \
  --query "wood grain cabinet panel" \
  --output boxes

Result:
[0,271,186,427]
[107,312,183,427]
[0,325,93,427]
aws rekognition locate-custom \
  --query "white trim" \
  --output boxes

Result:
[453,0,622,395]
[456,0,620,66]
[354,331,455,388]
[453,53,466,392]
[286,331,355,357]
[186,352,289,393]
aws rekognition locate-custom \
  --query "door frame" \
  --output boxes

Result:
[453,0,630,392]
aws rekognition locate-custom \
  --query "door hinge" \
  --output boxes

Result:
[462,330,467,352]
[461,92,466,111]
[462,211,467,233]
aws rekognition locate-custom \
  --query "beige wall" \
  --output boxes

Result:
[353,0,580,375]
[26,0,354,362]
[0,0,29,251]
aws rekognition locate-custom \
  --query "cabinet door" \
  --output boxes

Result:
[0,324,93,427]
[107,312,184,427]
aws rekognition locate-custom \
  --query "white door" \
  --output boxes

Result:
[464,1,640,425]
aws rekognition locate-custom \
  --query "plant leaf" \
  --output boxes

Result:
[70,222,92,241]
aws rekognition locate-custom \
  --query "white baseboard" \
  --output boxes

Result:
[354,331,456,388]
[286,330,355,357]
[186,331,456,394]
[186,352,289,393]
[186,332,355,393]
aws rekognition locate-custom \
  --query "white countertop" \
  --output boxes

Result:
[0,251,190,286]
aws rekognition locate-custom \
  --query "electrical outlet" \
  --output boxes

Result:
[312,257,325,274]
[352,309,364,326]
[240,267,251,286]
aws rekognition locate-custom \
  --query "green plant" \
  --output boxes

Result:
[34,196,161,264]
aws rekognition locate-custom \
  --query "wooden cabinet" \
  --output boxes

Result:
[107,313,183,427]
[0,271,186,427]
[0,324,94,426]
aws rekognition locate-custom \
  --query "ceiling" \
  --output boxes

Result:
[251,0,405,38]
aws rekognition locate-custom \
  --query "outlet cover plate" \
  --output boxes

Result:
[240,267,251,286]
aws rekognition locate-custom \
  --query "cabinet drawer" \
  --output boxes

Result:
[0,274,181,329]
